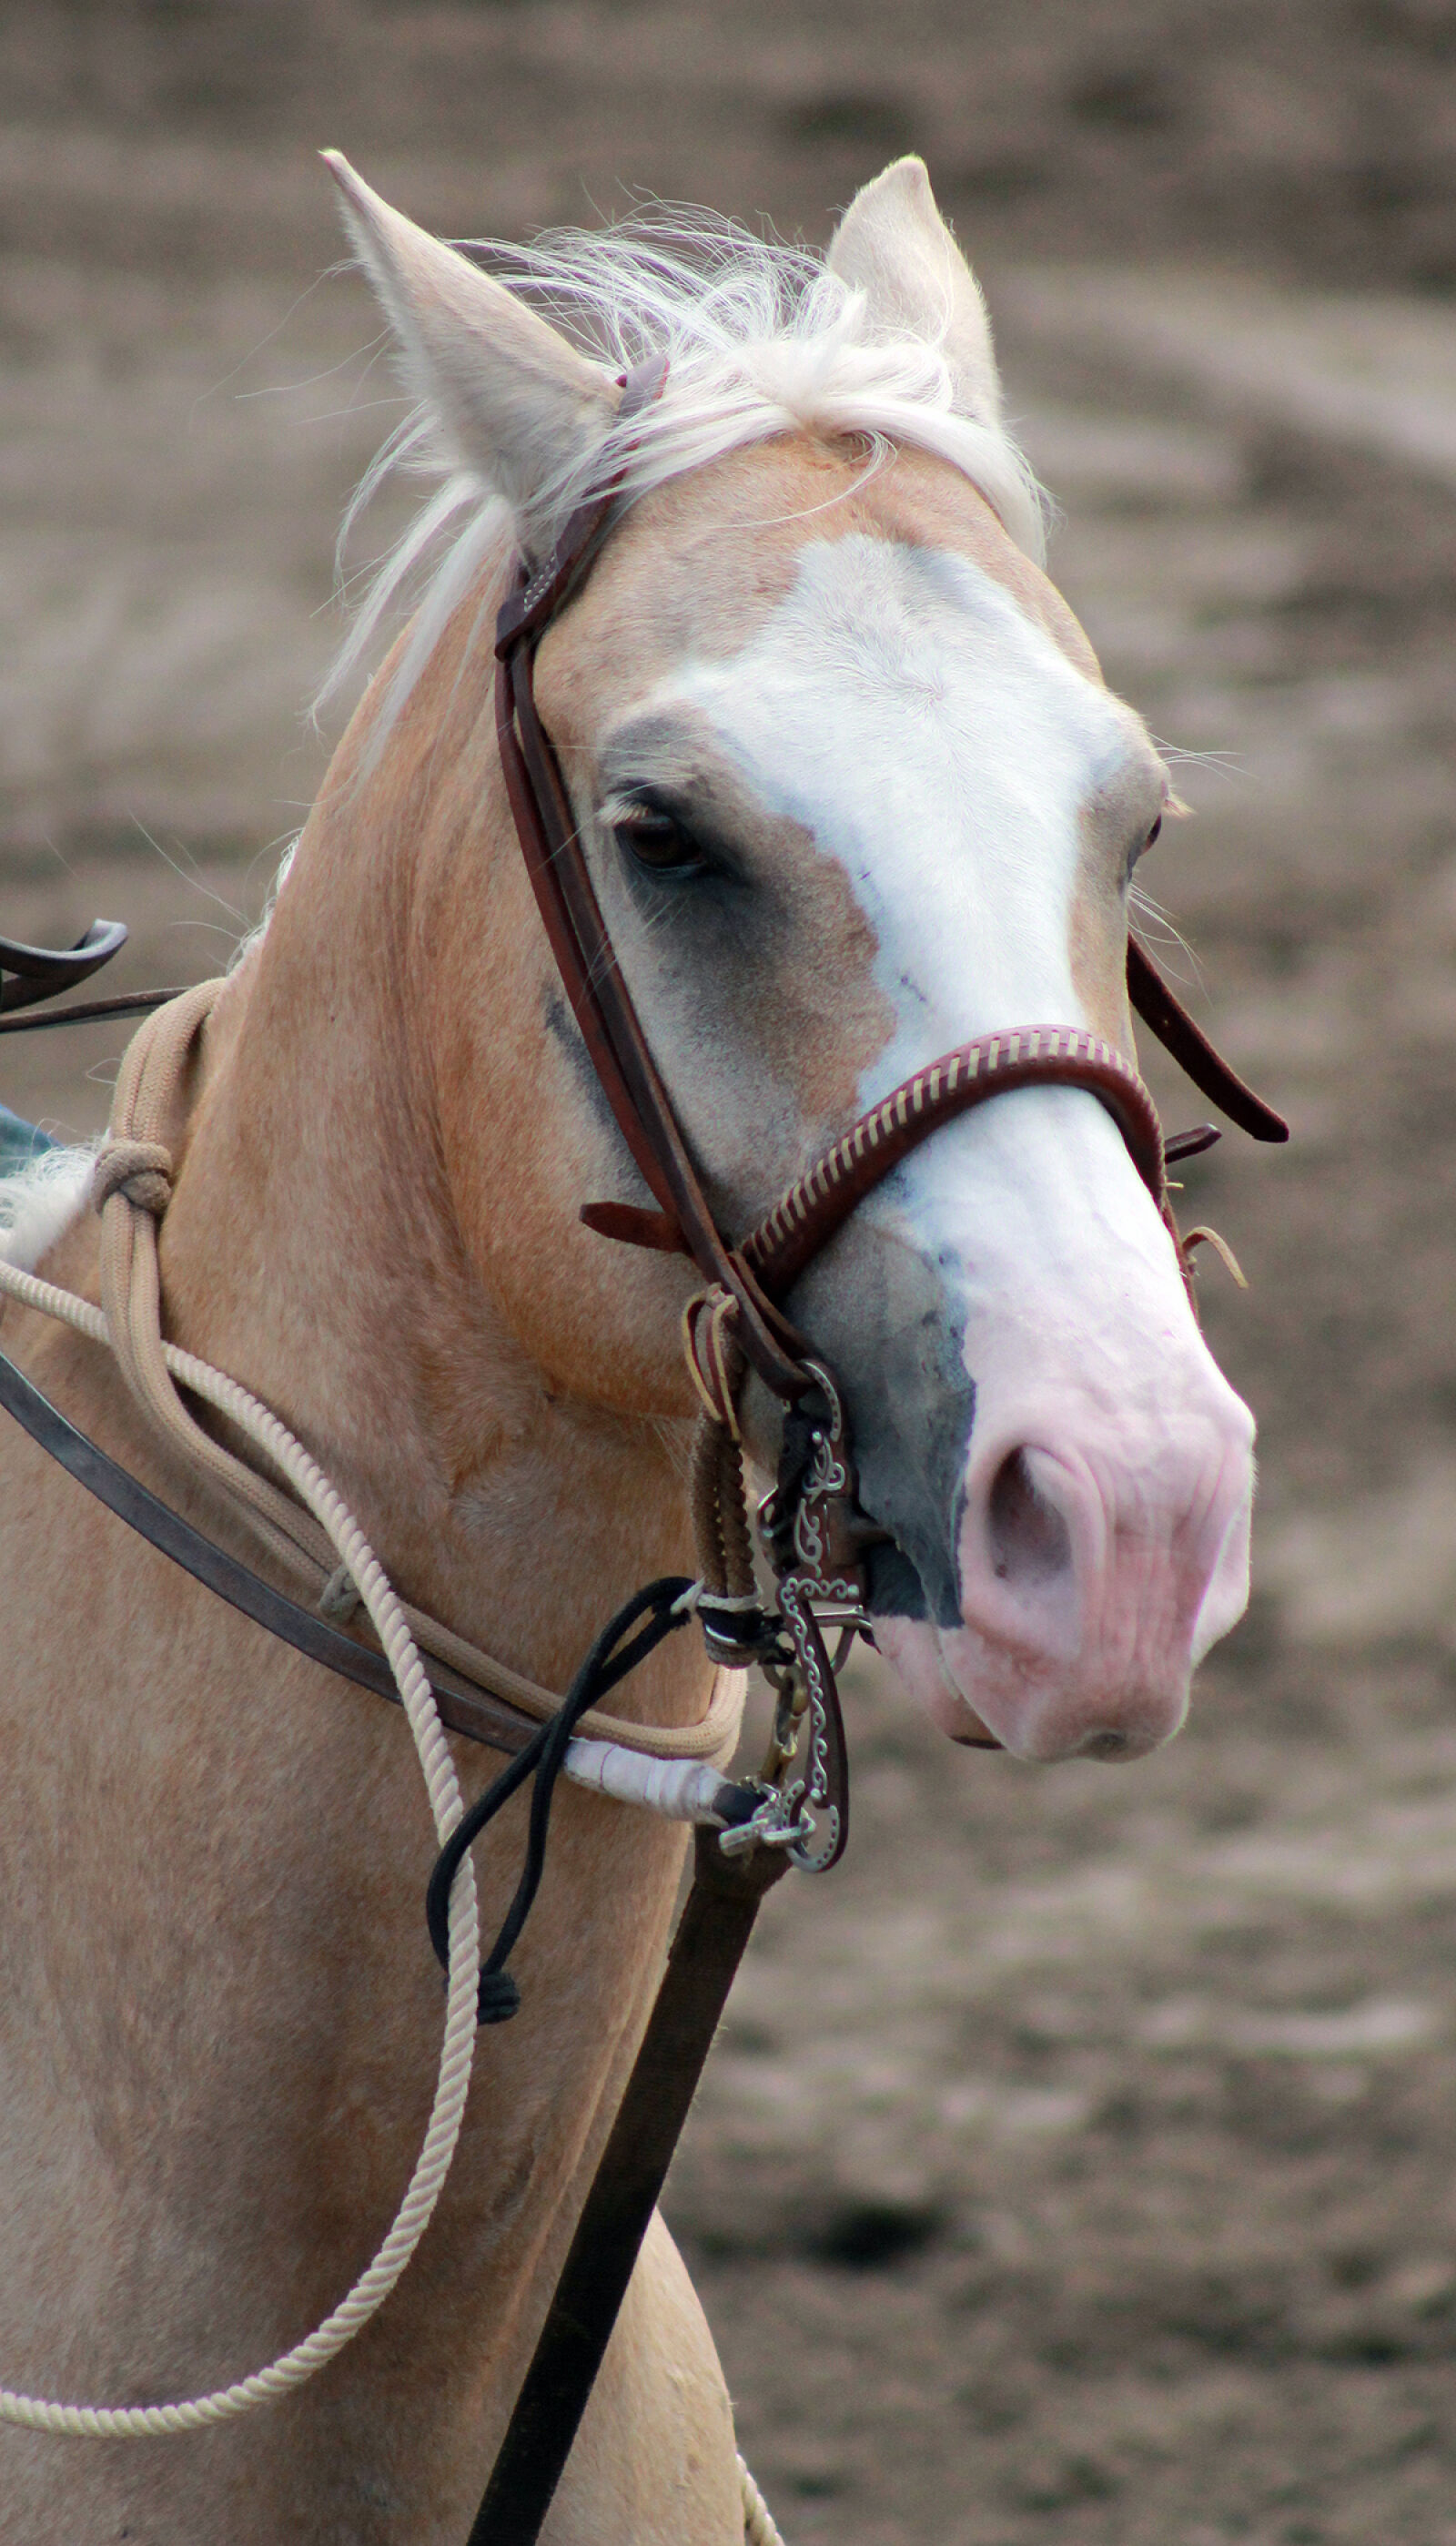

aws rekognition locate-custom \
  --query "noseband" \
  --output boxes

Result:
[494,354,1288,1863]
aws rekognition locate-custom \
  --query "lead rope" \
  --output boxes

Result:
[0,1248,481,2433]
[15,981,744,1767]
[0,998,789,2531]
[3,1258,792,2546]
[0,1326,787,2541]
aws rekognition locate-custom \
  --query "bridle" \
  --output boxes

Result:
[492,352,1288,1867]
[0,352,1287,2546]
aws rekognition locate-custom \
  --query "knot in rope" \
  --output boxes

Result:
[682,1287,746,1441]
[318,1563,362,1623]
[92,1138,173,1219]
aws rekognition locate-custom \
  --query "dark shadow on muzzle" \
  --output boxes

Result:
[783,1223,976,1631]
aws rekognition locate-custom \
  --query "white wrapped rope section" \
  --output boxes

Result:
[564,1730,752,1826]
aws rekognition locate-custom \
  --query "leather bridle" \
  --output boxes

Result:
[492,353,1288,1860]
[497,364,1281,1385]
[0,360,1289,1876]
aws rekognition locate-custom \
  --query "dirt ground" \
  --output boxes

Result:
[7,8,1456,2541]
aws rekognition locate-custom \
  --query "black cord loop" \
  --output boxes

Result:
[425,1576,695,2023]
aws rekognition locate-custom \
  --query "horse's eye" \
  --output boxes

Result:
[1126,812,1162,884]
[613,811,708,877]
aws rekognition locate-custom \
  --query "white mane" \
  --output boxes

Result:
[0,1141,95,1275]
[319,208,1046,738]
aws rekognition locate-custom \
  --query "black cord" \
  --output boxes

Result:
[425,1577,695,2023]
[0,989,186,1036]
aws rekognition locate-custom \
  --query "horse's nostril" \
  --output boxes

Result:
[986,1448,1071,1587]
[1079,1728,1130,1761]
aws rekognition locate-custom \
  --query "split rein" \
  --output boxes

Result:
[0,356,1287,2518]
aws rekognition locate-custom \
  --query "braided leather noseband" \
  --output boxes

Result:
[493,355,1288,1866]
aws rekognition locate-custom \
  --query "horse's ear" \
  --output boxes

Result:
[826,157,1002,429]
[322,152,617,535]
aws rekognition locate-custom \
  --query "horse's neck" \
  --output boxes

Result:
[157,695,706,1722]
[0,651,724,2526]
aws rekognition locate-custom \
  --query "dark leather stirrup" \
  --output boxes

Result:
[0,918,185,1035]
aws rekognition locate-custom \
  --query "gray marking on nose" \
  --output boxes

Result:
[792,1230,975,1629]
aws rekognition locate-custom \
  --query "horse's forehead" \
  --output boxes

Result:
[539,440,1151,1053]
[548,440,1100,710]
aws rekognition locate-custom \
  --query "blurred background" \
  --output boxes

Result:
[6,5,1456,2540]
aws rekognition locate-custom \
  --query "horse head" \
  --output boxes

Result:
[326,152,1257,1772]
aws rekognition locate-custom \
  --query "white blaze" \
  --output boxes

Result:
[650,533,1255,1760]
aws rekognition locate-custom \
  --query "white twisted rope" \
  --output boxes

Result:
[0,1251,480,2436]
[2,1250,791,2540]
[739,2450,789,2544]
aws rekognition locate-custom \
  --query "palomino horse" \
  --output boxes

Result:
[0,155,1259,2540]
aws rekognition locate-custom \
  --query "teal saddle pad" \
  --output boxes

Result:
[0,1104,56,1175]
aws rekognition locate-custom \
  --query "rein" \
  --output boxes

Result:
[0,357,1287,2540]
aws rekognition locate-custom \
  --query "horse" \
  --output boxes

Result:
[0,152,1259,2541]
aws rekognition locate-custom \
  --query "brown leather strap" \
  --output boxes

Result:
[493,363,807,1401]
[466,1827,789,2546]
[493,654,677,1212]
[0,988,187,1037]
[0,1342,536,1759]
[493,356,671,654]
[1127,937,1289,1143]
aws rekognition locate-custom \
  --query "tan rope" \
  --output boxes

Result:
[0,981,753,2439]
[0,1253,481,2434]
[32,981,743,1768]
